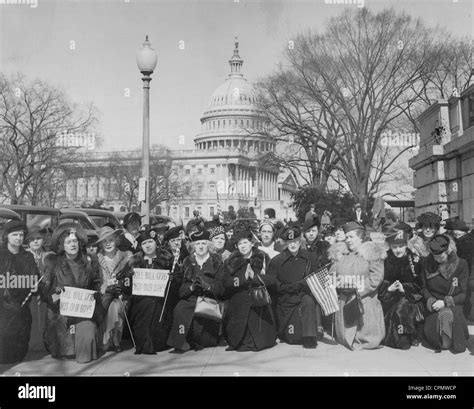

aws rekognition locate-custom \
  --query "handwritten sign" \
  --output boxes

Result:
[60,286,96,319]
[132,268,170,297]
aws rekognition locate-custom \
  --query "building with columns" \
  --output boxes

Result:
[62,40,297,224]
[409,81,474,225]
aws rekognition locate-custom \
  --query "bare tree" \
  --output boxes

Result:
[0,73,99,205]
[257,8,456,209]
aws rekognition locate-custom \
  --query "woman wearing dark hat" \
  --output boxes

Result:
[222,229,277,351]
[40,223,103,363]
[206,223,232,262]
[410,212,441,258]
[118,212,143,253]
[167,230,225,352]
[124,228,175,354]
[322,225,337,246]
[421,234,469,353]
[269,226,322,349]
[257,220,281,260]
[0,221,40,364]
[25,226,53,353]
[379,224,424,349]
[96,226,132,352]
[328,221,386,350]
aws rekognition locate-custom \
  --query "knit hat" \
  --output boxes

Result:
[428,234,450,255]
[280,226,302,241]
[259,220,275,232]
[208,225,226,240]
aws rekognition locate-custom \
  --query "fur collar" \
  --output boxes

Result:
[328,241,387,262]
[128,248,173,269]
[226,247,267,274]
[424,252,460,280]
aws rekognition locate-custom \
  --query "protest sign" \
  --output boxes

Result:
[132,268,170,297]
[60,286,96,318]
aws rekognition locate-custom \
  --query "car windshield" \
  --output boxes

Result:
[60,217,96,230]
[90,216,118,228]
[26,214,54,230]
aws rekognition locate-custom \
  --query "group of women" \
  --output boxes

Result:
[0,209,472,365]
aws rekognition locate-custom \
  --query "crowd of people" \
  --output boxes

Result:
[0,207,472,365]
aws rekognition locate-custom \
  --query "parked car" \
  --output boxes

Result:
[114,212,176,228]
[62,208,120,229]
[0,207,22,247]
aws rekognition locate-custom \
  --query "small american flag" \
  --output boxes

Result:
[305,263,339,316]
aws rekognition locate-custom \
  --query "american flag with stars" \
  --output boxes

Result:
[305,263,339,316]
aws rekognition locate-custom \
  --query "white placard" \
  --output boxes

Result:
[60,286,96,319]
[132,268,170,297]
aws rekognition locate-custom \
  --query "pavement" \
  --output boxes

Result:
[1,330,473,377]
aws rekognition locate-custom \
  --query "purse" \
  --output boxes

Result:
[194,296,225,321]
[342,289,363,327]
[249,275,272,307]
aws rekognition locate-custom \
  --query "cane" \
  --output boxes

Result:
[21,275,44,308]
[122,299,136,350]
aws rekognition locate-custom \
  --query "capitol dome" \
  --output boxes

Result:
[194,39,275,154]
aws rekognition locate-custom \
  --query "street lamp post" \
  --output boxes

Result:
[136,35,157,226]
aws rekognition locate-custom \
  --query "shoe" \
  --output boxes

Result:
[114,346,121,353]
[302,337,317,349]
[411,338,420,347]
[169,348,186,354]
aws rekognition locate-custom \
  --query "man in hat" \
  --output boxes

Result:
[0,220,40,363]
[350,203,369,227]
[118,212,143,254]
[445,219,474,319]
[304,204,318,223]
[269,226,321,349]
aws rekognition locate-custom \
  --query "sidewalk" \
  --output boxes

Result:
[1,334,473,377]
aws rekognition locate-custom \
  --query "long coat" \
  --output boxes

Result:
[329,241,386,350]
[269,248,319,343]
[0,247,39,364]
[167,253,224,350]
[454,233,474,319]
[222,248,277,351]
[379,249,424,349]
[40,252,103,363]
[125,250,177,354]
[421,252,469,353]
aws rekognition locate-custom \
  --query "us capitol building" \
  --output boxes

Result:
[63,41,297,224]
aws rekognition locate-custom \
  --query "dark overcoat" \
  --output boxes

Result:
[379,249,424,349]
[222,248,277,351]
[0,248,39,363]
[167,253,224,350]
[421,252,469,353]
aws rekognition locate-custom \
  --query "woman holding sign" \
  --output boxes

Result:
[41,223,103,363]
[125,229,175,354]
[167,230,225,353]
[96,226,132,352]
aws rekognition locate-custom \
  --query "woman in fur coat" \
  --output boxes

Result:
[329,222,386,350]
[167,230,225,352]
[379,226,424,349]
[96,226,132,352]
[223,229,277,351]
[421,234,469,353]
[41,223,103,364]
[120,229,176,354]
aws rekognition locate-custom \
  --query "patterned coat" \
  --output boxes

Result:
[329,241,386,350]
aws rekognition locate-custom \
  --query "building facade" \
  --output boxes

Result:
[62,41,297,224]
[409,84,474,225]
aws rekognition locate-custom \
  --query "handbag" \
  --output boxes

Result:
[249,275,272,307]
[342,289,363,327]
[194,296,225,321]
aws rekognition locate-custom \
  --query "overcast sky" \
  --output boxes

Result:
[0,0,472,152]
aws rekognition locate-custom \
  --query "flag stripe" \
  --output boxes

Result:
[305,266,339,316]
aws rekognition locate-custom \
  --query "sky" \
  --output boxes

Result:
[0,0,472,152]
